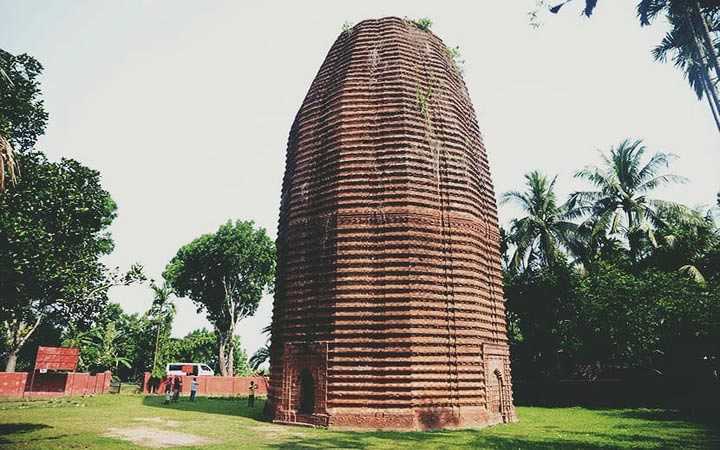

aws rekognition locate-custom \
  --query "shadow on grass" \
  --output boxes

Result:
[141,395,269,421]
[0,423,55,445]
[264,430,615,450]
[597,408,719,424]
[137,398,720,449]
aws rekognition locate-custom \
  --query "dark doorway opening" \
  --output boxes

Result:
[298,368,315,414]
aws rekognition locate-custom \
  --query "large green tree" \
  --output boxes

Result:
[0,151,142,371]
[163,220,275,376]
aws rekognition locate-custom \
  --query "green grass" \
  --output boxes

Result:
[0,394,717,449]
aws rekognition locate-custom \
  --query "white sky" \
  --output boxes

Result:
[2,1,718,357]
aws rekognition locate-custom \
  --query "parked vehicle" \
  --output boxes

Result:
[165,363,214,376]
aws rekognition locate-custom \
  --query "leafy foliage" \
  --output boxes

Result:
[411,17,433,31]
[341,21,353,33]
[164,220,275,376]
[568,139,686,261]
[0,49,48,151]
[445,46,465,74]
[0,151,145,371]
[501,171,576,270]
[503,138,719,383]
[166,328,252,376]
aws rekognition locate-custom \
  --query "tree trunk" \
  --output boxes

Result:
[227,336,234,377]
[689,1,720,133]
[220,278,238,377]
[3,316,42,373]
[218,331,233,377]
[692,0,720,82]
[4,351,17,372]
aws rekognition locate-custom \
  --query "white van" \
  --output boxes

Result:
[166,363,215,377]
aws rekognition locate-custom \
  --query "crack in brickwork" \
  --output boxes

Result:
[268,16,516,430]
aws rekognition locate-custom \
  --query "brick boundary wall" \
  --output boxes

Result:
[0,371,111,398]
[142,372,268,397]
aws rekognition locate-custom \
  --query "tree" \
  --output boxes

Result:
[166,328,251,376]
[163,220,275,376]
[249,344,270,372]
[569,139,686,262]
[542,1,720,133]
[148,282,175,378]
[573,262,720,378]
[249,324,272,372]
[0,49,49,191]
[504,259,579,380]
[649,204,720,283]
[501,171,577,270]
[0,151,144,371]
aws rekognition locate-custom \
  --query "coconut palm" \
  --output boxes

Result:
[249,344,270,371]
[651,1,720,131]
[249,324,271,371]
[651,204,720,284]
[501,171,577,270]
[148,282,175,375]
[548,1,720,133]
[568,139,687,261]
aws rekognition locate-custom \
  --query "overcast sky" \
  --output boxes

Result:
[2,1,718,357]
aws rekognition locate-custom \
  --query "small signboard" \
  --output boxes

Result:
[34,346,80,372]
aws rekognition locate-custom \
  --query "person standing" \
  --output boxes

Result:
[190,377,199,402]
[248,381,257,408]
[164,376,173,405]
[172,376,182,402]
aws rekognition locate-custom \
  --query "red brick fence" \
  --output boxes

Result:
[142,372,268,397]
[0,371,112,398]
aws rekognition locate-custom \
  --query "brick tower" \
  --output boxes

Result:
[267,17,516,430]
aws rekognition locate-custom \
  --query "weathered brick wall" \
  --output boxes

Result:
[0,372,28,398]
[268,16,516,430]
[0,371,111,398]
[142,373,269,397]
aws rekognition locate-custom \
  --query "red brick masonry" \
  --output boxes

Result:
[0,371,112,398]
[268,17,516,430]
[142,373,268,397]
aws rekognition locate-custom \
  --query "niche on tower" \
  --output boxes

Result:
[277,342,328,426]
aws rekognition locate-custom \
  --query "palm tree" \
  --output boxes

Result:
[249,344,270,371]
[651,1,720,131]
[148,282,175,376]
[568,139,687,261]
[548,1,720,134]
[501,171,577,270]
[249,324,271,372]
[652,204,719,284]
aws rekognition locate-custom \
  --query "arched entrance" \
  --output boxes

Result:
[298,368,315,414]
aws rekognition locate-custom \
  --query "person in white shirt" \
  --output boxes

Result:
[190,377,199,402]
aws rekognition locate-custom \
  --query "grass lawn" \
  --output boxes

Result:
[0,394,718,449]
